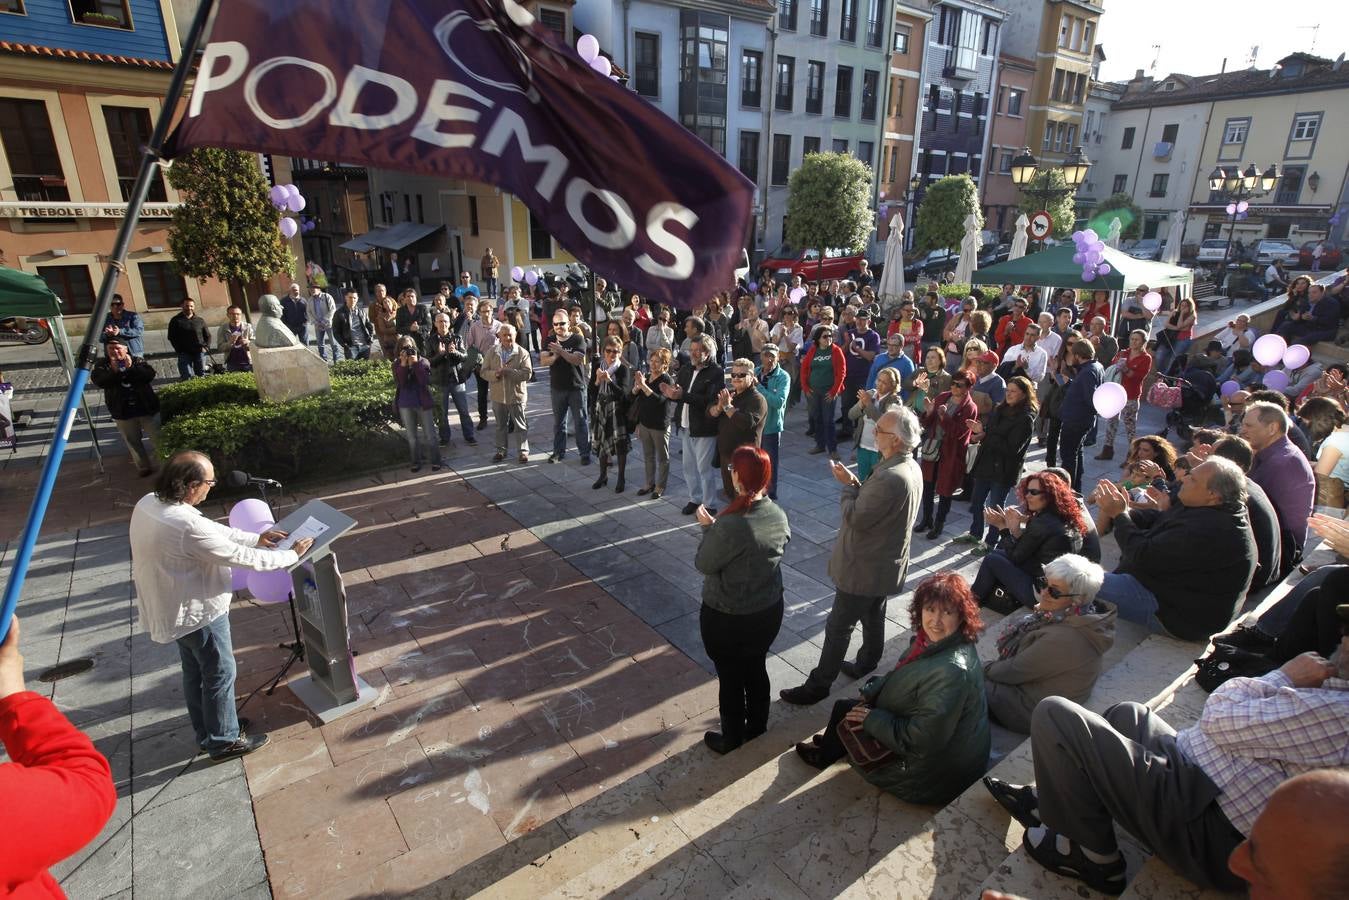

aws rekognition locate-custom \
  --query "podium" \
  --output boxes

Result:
[270,499,379,723]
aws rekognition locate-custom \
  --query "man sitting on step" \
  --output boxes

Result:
[983,638,1349,895]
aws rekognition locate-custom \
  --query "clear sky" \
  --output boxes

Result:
[1095,0,1340,84]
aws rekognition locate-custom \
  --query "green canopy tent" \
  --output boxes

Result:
[0,267,104,469]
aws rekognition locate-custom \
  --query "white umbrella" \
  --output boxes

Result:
[1105,216,1123,248]
[954,214,982,284]
[1161,210,1185,265]
[1009,213,1029,261]
[877,212,907,312]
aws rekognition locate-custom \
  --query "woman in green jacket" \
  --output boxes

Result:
[695,446,791,755]
[795,572,990,806]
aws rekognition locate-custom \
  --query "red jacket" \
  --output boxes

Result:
[800,343,846,397]
[920,390,978,496]
[0,692,116,898]
[995,314,1031,353]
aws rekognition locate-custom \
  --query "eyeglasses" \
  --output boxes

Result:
[552,320,568,327]
[200,479,217,487]
[1034,576,1079,600]
[1024,487,1046,496]
[603,348,619,354]
[111,301,124,307]
[730,372,749,379]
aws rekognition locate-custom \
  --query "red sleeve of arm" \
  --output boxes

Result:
[830,346,846,396]
[0,692,117,884]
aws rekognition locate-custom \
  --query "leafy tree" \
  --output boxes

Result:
[784,152,874,282]
[1015,170,1076,240]
[1088,192,1143,241]
[167,148,294,296]
[913,175,983,253]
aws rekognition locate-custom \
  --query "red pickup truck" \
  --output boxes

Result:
[758,244,867,283]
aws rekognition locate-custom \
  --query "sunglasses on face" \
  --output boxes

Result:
[1024,487,1046,497]
[1034,576,1078,600]
[730,372,749,379]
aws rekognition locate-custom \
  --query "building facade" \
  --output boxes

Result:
[876,2,931,243]
[1073,74,1122,205]
[0,0,232,329]
[981,53,1035,236]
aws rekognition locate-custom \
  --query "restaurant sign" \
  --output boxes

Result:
[0,202,179,219]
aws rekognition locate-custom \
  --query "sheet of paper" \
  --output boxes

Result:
[277,516,329,552]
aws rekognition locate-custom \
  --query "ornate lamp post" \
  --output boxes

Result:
[1207,163,1280,270]
[1010,146,1091,245]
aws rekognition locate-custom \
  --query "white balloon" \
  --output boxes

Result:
[1281,343,1311,370]
[1092,382,1128,419]
[590,55,612,77]
[1252,333,1288,367]
[577,34,600,64]
[1142,291,1162,312]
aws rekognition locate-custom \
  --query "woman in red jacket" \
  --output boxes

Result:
[0,616,116,898]
[801,323,846,460]
[1096,329,1153,461]
[916,369,979,540]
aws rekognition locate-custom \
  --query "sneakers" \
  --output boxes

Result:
[209,733,269,762]
[517,452,529,464]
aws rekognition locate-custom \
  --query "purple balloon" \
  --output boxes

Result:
[590,55,612,77]
[748,281,758,291]
[279,217,299,239]
[286,193,306,213]
[510,265,524,281]
[1072,252,1085,265]
[268,185,289,207]
[1098,263,1112,275]
[1220,380,1241,397]
[246,568,293,605]
[231,567,250,592]
[1083,269,1097,282]
[228,498,275,532]
[1082,229,1099,243]
[1262,370,1290,393]
[285,184,301,200]
[524,270,539,286]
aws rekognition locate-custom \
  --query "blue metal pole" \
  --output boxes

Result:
[0,0,220,641]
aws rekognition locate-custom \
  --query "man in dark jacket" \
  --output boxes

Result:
[1057,339,1103,490]
[1206,435,1282,590]
[711,358,767,497]
[279,283,308,345]
[1091,457,1256,641]
[395,289,431,355]
[662,334,723,515]
[89,338,160,476]
[165,298,211,379]
[333,290,373,360]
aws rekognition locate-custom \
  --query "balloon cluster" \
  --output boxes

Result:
[1225,200,1250,221]
[577,33,618,81]
[227,499,293,604]
[269,184,307,239]
[1244,334,1311,393]
[1070,229,1112,283]
[509,264,542,287]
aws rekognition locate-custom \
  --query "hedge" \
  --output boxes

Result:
[156,358,406,482]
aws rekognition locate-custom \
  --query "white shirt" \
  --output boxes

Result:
[1001,343,1049,382]
[646,324,675,352]
[770,322,804,352]
[1216,325,1257,353]
[1037,330,1063,363]
[129,493,298,643]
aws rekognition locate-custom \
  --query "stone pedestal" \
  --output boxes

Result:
[253,346,331,403]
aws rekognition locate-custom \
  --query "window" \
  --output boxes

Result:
[1112,174,1127,193]
[832,139,849,154]
[634,32,660,97]
[1059,14,1070,47]
[71,0,131,29]
[1222,118,1248,144]
[1095,114,1105,143]
[1055,122,1066,152]
[102,106,166,202]
[803,136,821,156]
[1006,89,1023,117]
[865,0,881,47]
[37,265,95,314]
[840,0,857,41]
[1082,21,1094,54]
[1160,123,1178,144]
[1150,173,1169,197]
[861,70,879,121]
[1085,110,1095,138]
[834,65,853,117]
[1052,69,1066,103]
[952,91,962,133]
[538,8,566,42]
[1121,126,1135,149]
[737,130,759,183]
[678,13,728,155]
[892,25,908,53]
[810,0,828,36]
[1073,73,1087,105]
[998,149,1014,174]
[138,262,187,308]
[889,78,903,117]
[467,196,477,234]
[1043,122,1054,152]
[2,1,26,14]
[805,61,825,114]
[775,56,794,111]
[1291,113,1319,141]
[741,50,762,107]
[981,20,998,55]
[0,99,69,202]
[857,141,873,167]
[1276,167,1304,204]
[887,144,898,181]
[779,0,797,31]
[1064,124,1077,148]
[771,134,791,185]
[528,210,552,259]
[417,194,426,225]
[403,194,411,221]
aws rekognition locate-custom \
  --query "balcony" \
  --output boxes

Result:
[12,175,70,203]
[1152,142,1173,160]
[942,47,977,81]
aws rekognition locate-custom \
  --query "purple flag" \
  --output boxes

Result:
[168,0,753,309]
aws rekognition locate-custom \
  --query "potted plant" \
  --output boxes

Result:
[80,11,123,27]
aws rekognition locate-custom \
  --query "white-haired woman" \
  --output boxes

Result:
[982,554,1116,733]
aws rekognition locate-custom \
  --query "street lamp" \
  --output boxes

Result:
[1207,161,1281,270]
[903,174,924,250]
[1009,146,1092,242]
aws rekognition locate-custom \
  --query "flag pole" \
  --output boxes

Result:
[0,0,221,641]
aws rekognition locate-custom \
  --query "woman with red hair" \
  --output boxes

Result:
[694,446,791,755]
[794,573,990,806]
[974,471,1087,613]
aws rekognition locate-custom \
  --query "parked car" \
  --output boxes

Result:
[979,243,1011,268]
[1196,239,1234,264]
[1124,238,1162,261]
[1299,241,1344,270]
[1249,239,1300,267]
[903,249,959,281]
[759,244,866,282]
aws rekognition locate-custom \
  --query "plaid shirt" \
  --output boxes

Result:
[1175,670,1349,835]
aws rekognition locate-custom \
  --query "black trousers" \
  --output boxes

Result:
[814,698,862,765]
[474,372,490,420]
[1273,566,1349,662]
[700,598,784,742]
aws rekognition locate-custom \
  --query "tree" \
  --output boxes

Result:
[1088,192,1144,241]
[167,148,294,297]
[784,152,874,282]
[1015,170,1076,240]
[913,175,983,253]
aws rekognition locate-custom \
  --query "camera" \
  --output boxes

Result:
[400,346,415,356]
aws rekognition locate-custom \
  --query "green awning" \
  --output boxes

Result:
[0,266,63,318]
[970,244,1193,293]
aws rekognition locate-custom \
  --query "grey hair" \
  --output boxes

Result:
[153,451,210,504]
[880,406,921,453]
[696,334,718,357]
[1201,456,1248,507]
[1042,554,1105,604]
[434,312,451,324]
[1245,400,1289,434]
[498,323,517,339]
[731,357,756,379]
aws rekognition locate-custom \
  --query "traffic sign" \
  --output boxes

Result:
[1028,211,1053,240]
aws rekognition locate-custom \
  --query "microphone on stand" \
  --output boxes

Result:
[226,470,283,489]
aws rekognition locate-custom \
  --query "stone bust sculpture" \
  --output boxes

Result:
[254,294,302,348]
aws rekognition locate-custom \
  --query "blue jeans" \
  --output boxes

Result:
[971,549,1038,608]
[175,614,240,753]
[398,405,442,466]
[176,351,205,380]
[1096,573,1169,634]
[681,431,719,505]
[342,342,369,360]
[313,325,339,362]
[551,387,591,459]
[1058,422,1090,491]
[808,391,836,451]
[1154,337,1191,377]
[436,381,476,443]
[762,431,781,498]
[968,478,1014,543]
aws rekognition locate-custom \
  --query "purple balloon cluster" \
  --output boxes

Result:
[269,184,306,239]
[1225,200,1250,221]
[576,33,619,82]
[1071,229,1112,283]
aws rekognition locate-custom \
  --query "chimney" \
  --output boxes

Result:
[1134,68,1145,80]
[1220,58,1227,74]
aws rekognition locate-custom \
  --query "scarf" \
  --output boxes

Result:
[995,601,1095,659]
[894,630,931,669]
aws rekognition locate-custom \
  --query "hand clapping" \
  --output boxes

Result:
[1094,479,1129,518]
[983,505,1007,531]
[695,505,715,527]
